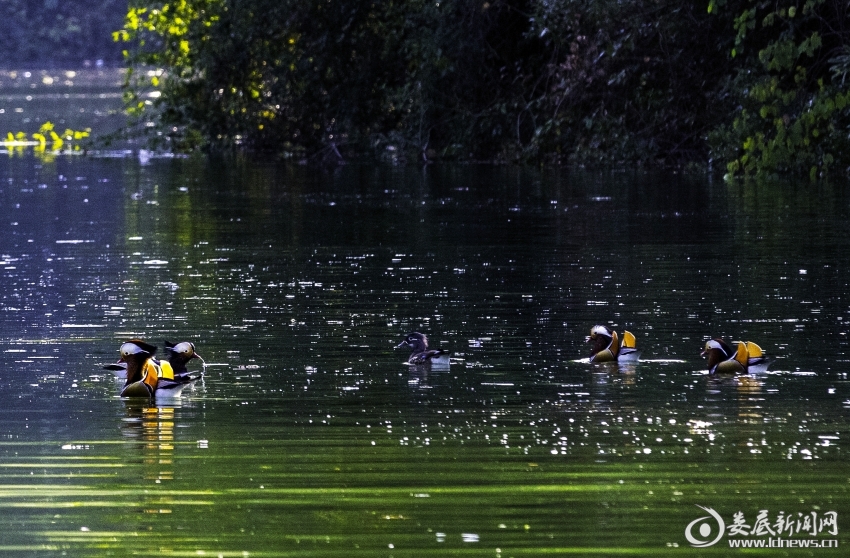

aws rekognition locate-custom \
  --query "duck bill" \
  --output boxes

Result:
[396,341,409,349]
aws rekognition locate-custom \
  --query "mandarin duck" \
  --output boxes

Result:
[116,340,200,398]
[396,332,450,367]
[164,340,205,380]
[701,338,770,374]
[586,325,641,363]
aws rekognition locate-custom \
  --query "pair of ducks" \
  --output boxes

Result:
[105,340,204,399]
[587,324,769,374]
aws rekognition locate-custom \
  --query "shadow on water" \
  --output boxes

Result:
[0,153,848,554]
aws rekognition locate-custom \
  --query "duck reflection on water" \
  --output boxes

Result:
[704,369,765,396]
[120,401,179,483]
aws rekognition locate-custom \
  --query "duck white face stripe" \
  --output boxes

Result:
[590,325,611,338]
[120,343,149,358]
[172,342,195,356]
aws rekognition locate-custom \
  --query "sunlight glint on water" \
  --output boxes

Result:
[0,116,849,552]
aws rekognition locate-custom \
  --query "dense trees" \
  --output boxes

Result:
[115,0,850,179]
[527,1,736,166]
[116,1,547,160]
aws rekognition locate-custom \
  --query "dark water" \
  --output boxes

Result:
[1,155,849,556]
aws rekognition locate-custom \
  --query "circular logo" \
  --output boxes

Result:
[685,505,725,547]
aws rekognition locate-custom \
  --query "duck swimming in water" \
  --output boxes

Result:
[701,338,769,374]
[116,340,201,399]
[586,325,641,363]
[396,332,450,366]
[163,340,205,380]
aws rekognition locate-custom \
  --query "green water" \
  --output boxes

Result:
[0,91,849,556]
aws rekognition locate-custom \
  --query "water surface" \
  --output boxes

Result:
[1,156,849,556]
[0,68,125,141]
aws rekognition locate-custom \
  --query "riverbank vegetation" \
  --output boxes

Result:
[114,0,850,179]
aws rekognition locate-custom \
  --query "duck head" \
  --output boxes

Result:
[165,340,202,373]
[701,338,744,373]
[587,325,614,356]
[119,340,157,384]
[397,332,429,353]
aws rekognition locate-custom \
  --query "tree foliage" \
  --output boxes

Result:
[710,0,850,180]
[116,0,850,178]
[117,0,546,160]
